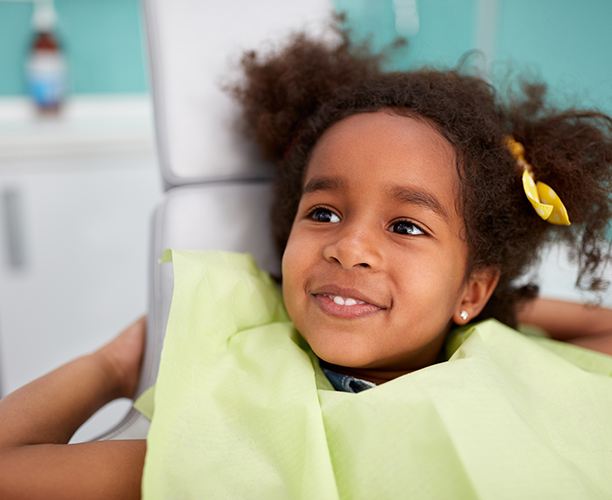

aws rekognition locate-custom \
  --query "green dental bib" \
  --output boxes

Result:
[139,250,612,499]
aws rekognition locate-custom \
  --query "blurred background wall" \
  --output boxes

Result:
[0,0,147,95]
[1,0,610,113]
[335,0,612,113]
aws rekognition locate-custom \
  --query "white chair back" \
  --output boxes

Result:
[99,0,334,440]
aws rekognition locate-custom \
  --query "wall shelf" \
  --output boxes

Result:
[0,95,155,164]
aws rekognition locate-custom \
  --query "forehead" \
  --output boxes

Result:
[305,111,460,211]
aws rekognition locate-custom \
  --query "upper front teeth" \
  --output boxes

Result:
[331,295,365,306]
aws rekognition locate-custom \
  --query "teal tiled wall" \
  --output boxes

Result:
[495,0,612,114]
[1,0,611,115]
[334,0,478,70]
[335,0,612,114]
[0,0,147,95]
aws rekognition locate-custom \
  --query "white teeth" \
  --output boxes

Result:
[330,295,365,306]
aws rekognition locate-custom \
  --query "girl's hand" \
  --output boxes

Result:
[95,316,146,400]
[0,318,148,499]
[518,298,612,355]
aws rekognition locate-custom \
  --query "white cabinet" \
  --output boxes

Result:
[0,96,162,441]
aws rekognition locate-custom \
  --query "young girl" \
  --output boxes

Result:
[1,25,611,499]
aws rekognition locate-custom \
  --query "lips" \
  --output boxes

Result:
[310,285,388,319]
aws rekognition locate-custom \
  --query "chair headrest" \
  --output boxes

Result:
[143,0,333,188]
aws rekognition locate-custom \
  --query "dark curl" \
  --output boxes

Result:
[229,25,612,327]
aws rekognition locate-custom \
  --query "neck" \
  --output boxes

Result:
[320,339,448,385]
[321,359,443,385]
[321,363,409,385]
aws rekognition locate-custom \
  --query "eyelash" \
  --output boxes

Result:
[307,206,341,224]
[389,219,426,236]
[306,207,427,236]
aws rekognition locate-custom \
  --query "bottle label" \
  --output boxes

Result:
[26,51,67,107]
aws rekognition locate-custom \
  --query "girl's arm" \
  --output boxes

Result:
[0,318,147,500]
[517,297,612,355]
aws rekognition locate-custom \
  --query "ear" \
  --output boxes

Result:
[453,266,500,325]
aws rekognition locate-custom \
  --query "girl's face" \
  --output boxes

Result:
[282,111,493,380]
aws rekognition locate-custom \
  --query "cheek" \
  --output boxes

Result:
[281,230,299,281]
[393,248,466,312]
[281,230,306,307]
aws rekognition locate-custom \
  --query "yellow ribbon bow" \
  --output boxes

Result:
[505,137,571,226]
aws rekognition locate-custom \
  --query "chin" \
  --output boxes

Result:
[307,337,377,369]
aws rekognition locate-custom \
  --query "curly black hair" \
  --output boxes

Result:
[228,24,612,327]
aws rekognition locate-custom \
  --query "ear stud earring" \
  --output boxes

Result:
[459,310,469,321]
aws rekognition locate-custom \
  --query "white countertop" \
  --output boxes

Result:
[0,95,156,161]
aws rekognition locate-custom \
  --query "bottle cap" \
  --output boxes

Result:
[32,1,57,32]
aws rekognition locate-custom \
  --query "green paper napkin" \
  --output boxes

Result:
[141,250,612,499]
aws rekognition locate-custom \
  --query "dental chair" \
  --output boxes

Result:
[96,0,334,440]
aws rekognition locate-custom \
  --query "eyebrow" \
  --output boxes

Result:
[388,184,450,221]
[303,176,346,194]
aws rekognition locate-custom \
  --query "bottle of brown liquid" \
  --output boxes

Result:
[26,1,67,114]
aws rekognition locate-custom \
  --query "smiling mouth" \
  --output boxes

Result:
[310,288,387,319]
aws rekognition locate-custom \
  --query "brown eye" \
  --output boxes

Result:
[390,220,425,236]
[308,207,341,223]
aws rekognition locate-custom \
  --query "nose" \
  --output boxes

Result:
[322,223,382,270]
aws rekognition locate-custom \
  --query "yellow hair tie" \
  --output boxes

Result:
[505,136,571,226]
